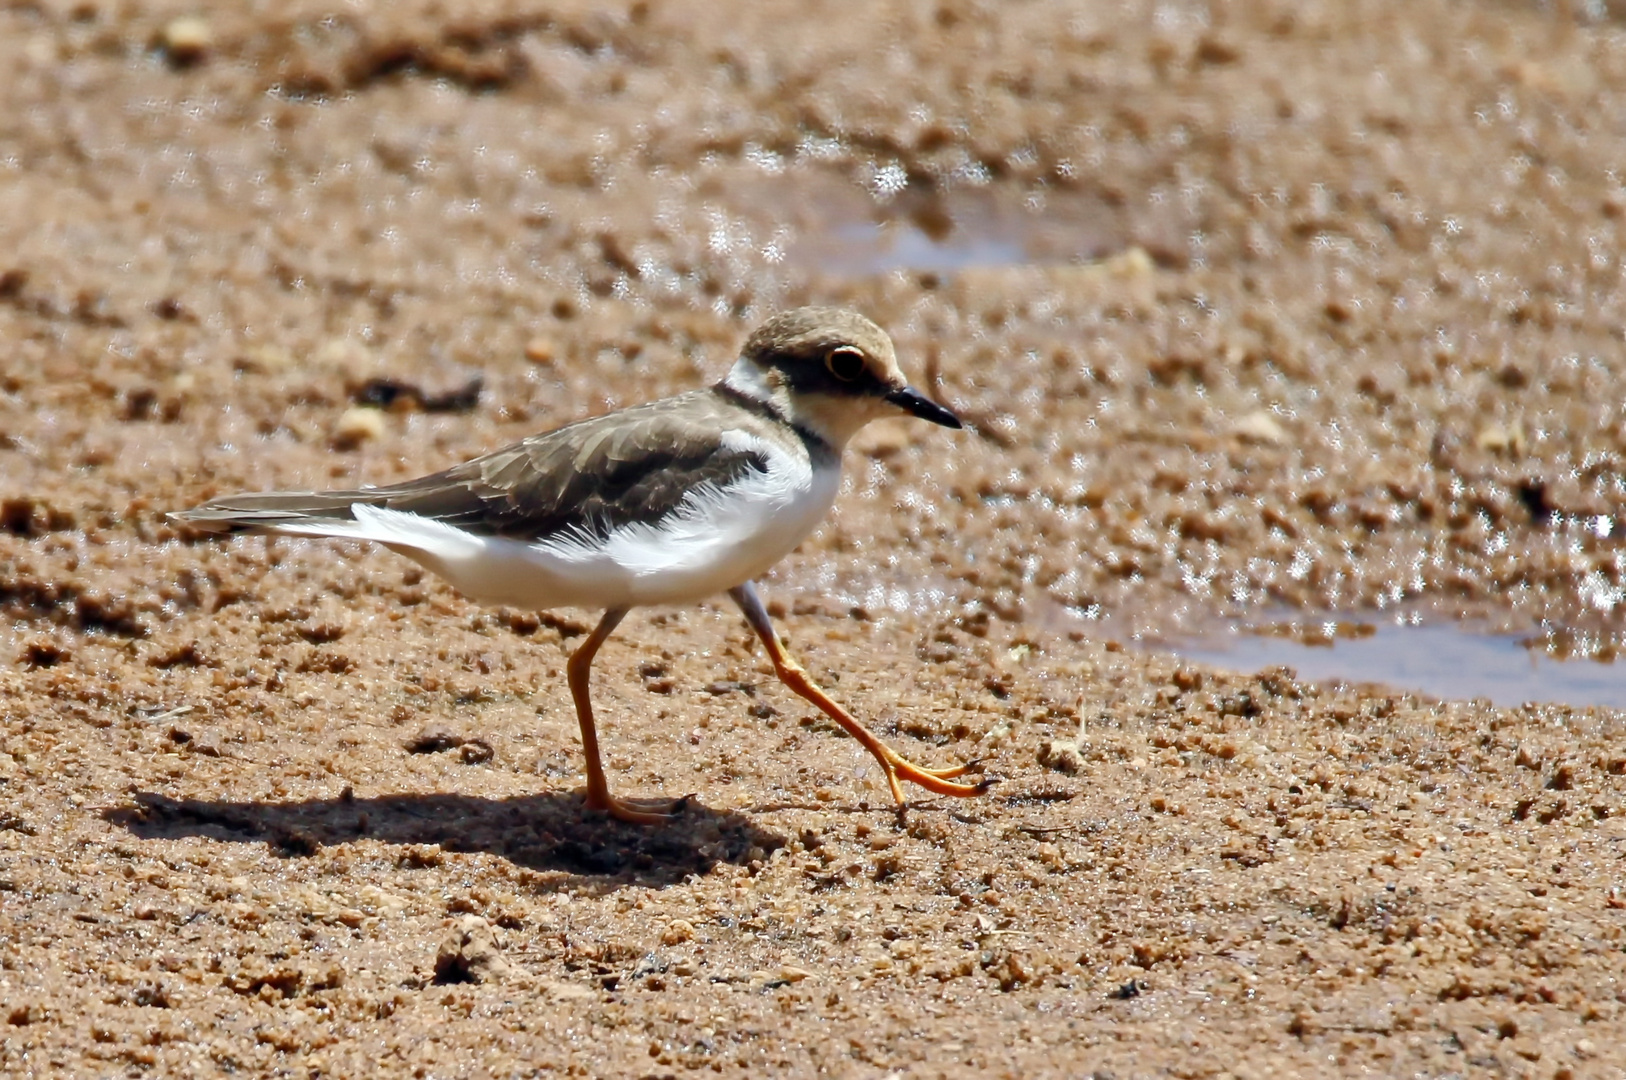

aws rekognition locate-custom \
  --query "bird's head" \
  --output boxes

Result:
[722,307,961,448]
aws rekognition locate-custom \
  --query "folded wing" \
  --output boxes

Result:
[171,391,768,546]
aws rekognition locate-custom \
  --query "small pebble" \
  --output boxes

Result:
[1233,410,1287,446]
[433,916,512,985]
[332,406,386,448]
[160,17,213,64]
[1475,422,1526,455]
[660,919,695,946]
[1037,739,1082,774]
[524,337,556,365]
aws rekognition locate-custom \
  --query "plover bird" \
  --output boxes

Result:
[172,307,988,823]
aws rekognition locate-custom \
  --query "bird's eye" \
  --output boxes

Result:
[825,346,866,382]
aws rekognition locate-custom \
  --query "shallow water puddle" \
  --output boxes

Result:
[796,216,1026,276]
[1158,619,1626,710]
[782,185,1120,276]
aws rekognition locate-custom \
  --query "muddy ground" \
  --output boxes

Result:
[2,0,1625,1076]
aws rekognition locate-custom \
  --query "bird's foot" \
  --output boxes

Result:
[883,752,991,801]
[585,791,691,825]
[907,757,984,782]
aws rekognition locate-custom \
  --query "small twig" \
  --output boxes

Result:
[138,704,194,724]
[1014,824,1075,837]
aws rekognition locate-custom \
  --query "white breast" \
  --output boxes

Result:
[309,429,841,611]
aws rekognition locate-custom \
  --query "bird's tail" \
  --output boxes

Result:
[168,489,390,536]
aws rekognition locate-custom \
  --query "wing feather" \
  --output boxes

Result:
[171,389,773,543]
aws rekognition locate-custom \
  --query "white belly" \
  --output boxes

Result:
[284,433,841,611]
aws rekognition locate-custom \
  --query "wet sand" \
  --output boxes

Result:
[2,0,1624,1075]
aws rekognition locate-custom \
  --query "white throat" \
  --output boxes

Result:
[722,356,778,408]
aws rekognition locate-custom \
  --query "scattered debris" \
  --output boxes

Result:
[351,375,483,413]
[1037,739,1083,775]
[407,728,464,754]
[403,728,494,763]
[433,916,512,985]
[660,919,696,946]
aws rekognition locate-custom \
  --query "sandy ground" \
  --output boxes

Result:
[2,0,1626,1076]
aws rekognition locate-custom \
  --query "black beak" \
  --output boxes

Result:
[886,385,962,429]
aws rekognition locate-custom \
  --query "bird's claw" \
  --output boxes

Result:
[586,792,690,825]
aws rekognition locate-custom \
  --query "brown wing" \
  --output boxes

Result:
[173,389,772,541]
[379,393,771,540]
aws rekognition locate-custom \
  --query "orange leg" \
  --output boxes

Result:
[566,607,686,825]
[729,582,989,812]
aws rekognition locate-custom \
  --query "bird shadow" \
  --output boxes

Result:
[104,790,785,890]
